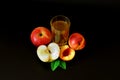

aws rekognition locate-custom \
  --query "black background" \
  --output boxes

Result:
[1,0,120,80]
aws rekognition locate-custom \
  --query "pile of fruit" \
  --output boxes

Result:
[30,26,86,71]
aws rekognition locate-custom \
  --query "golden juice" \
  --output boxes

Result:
[51,20,70,46]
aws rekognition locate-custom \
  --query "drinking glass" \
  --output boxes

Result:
[50,15,71,46]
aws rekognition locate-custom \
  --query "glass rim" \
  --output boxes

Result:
[50,15,71,26]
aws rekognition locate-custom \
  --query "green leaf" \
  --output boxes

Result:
[59,60,66,70]
[51,60,60,71]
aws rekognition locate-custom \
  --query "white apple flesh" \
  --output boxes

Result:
[37,42,60,62]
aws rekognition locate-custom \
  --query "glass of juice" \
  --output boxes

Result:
[50,15,71,46]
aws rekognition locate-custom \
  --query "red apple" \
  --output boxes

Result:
[68,33,86,50]
[30,27,52,46]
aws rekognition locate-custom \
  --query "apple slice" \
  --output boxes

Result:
[37,42,60,62]
[60,45,75,61]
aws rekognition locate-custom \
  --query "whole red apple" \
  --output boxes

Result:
[30,27,52,47]
[68,33,86,50]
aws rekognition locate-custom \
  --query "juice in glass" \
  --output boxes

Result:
[50,15,71,46]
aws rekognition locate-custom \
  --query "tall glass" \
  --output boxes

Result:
[50,15,71,46]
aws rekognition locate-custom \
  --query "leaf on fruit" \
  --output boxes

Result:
[51,60,60,71]
[59,60,66,70]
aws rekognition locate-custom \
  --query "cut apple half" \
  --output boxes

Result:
[37,42,60,62]
[60,45,75,61]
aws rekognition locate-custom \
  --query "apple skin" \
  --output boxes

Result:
[60,45,75,61]
[30,27,52,47]
[68,33,86,50]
